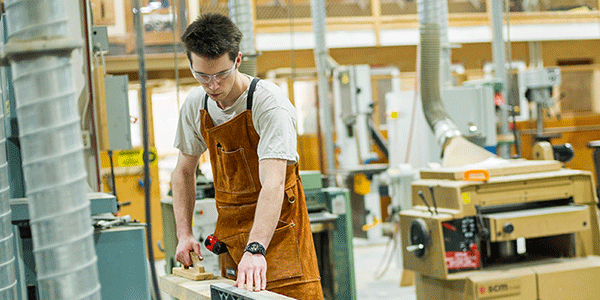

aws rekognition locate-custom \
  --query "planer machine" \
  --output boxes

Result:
[400,158,600,299]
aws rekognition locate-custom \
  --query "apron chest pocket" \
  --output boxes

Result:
[214,147,257,194]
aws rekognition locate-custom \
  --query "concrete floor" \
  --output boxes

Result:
[156,237,417,300]
[354,239,416,300]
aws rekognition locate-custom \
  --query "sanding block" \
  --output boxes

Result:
[172,252,215,281]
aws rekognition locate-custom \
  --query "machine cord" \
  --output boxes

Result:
[132,1,162,299]
[374,223,399,280]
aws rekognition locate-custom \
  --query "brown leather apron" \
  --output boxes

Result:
[200,78,323,299]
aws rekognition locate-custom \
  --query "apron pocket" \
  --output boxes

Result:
[215,203,257,238]
[214,147,257,195]
[221,223,303,282]
[265,223,303,282]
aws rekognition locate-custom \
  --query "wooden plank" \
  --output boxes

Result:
[172,268,215,281]
[93,61,109,151]
[420,159,562,180]
[160,275,230,300]
[159,275,296,300]
[172,252,215,281]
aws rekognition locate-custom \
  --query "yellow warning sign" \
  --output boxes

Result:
[461,192,471,205]
[115,148,158,167]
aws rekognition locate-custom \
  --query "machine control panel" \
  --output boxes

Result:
[443,217,481,272]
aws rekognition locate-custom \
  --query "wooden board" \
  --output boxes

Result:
[420,158,562,181]
[159,275,296,300]
[441,136,497,168]
[172,252,215,281]
[172,267,214,281]
[160,275,231,300]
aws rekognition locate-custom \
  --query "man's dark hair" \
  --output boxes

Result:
[181,13,242,62]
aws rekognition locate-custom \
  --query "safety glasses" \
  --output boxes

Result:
[190,61,237,84]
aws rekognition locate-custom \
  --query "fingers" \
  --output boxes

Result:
[175,252,192,267]
[175,245,189,266]
[235,270,245,289]
[246,270,254,292]
[260,268,267,290]
[236,269,261,291]
[235,253,267,292]
[176,250,191,266]
[175,236,200,266]
[192,243,203,261]
[254,270,262,292]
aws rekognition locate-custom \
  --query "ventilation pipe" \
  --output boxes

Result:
[490,0,511,158]
[438,0,452,88]
[3,0,101,298]
[0,56,16,299]
[229,0,257,76]
[417,0,461,149]
[311,0,336,183]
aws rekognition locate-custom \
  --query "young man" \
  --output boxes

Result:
[172,13,323,299]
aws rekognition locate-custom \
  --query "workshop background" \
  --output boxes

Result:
[1,0,600,299]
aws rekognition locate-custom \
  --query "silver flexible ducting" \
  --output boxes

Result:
[229,0,257,76]
[4,0,100,298]
[0,55,16,299]
[311,0,336,180]
[438,0,452,88]
[417,0,460,148]
[490,0,511,158]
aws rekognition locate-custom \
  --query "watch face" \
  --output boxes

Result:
[246,242,265,255]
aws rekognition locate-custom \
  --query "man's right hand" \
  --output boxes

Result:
[175,235,202,266]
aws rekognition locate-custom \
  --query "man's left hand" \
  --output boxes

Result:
[235,252,267,292]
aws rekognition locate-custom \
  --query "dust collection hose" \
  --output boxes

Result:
[311,0,336,183]
[4,0,101,299]
[417,0,461,148]
[229,0,258,77]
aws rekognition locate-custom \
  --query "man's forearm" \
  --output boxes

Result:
[248,172,286,250]
[172,170,198,239]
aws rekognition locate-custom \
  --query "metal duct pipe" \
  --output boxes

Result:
[490,0,511,158]
[0,64,16,299]
[417,0,460,148]
[310,0,336,182]
[438,0,452,88]
[3,0,101,298]
[229,0,257,76]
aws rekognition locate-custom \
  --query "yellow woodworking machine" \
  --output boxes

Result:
[400,159,600,299]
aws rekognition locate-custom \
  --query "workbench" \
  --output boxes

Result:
[159,275,295,299]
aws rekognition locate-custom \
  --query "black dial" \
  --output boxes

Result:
[244,242,266,256]
[409,219,430,258]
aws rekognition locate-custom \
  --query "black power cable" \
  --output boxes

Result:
[107,150,118,199]
[132,1,162,299]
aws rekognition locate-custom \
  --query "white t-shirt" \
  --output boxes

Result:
[173,76,299,164]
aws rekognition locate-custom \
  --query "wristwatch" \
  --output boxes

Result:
[244,242,266,256]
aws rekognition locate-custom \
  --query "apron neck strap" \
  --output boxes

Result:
[247,78,260,110]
